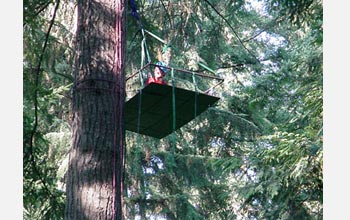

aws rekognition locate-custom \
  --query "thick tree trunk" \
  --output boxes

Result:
[65,0,126,219]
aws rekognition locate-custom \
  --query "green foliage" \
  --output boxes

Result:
[268,0,321,26]
[24,0,322,219]
[23,0,74,219]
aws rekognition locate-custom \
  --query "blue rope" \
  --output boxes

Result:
[130,0,140,22]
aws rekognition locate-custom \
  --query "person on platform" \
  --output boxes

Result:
[146,61,168,85]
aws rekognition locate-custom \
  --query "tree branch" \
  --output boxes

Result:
[24,0,53,27]
[203,0,260,64]
[28,0,61,200]
[159,0,174,29]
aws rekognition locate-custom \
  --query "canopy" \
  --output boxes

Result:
[125,82,220,138]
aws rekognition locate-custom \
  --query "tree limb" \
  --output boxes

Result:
[203,0,260,64]
[28,0,61,200]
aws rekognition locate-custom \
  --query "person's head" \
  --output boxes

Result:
[154,61,168,79]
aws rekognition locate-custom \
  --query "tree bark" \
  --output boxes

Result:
[65,0,126,219]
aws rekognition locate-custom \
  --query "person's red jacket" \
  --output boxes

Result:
[146,77,167,85]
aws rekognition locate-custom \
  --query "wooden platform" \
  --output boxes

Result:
[124,83,220,138]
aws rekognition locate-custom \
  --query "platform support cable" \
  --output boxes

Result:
[169,68,177,168]
[192,72,199,152]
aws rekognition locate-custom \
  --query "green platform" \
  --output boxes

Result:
[124,83,220,139]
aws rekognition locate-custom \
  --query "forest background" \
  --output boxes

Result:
[0,0,349,219]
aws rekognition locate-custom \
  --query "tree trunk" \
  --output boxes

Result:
[65,0,126,219]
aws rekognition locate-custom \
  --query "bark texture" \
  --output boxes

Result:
[65,0,126,219]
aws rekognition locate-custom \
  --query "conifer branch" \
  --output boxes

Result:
[24,0,53,27]
[203,0,260,64]
[28,0,61,200]
[159,0,174,29]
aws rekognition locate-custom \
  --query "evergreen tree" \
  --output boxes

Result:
[64,0,126,219]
